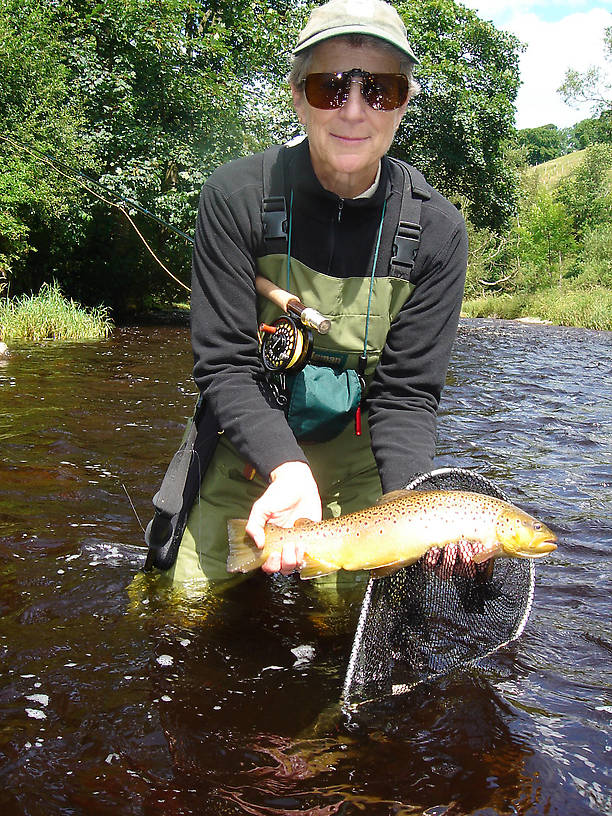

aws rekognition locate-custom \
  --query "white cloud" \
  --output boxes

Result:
[459,3,612,129]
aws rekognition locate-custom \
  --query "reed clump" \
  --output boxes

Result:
[0,281,113,341]
[462,287,612,331]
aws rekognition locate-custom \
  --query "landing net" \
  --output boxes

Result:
[342,468,535,709]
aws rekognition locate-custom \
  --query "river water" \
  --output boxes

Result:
[0,319,610,816]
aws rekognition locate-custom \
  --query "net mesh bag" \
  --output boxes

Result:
[341,468,535,709]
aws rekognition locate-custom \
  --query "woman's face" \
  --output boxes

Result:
[291,39,409,198]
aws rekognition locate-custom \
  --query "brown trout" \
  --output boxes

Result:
[226,489,557,579]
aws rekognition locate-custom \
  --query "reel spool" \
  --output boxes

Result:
[259,315,313,373]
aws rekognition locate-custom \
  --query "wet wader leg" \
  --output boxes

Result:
[166,419,381,592]
[303,418,382,597]
[166,435,267,585]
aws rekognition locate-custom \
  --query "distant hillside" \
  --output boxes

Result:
[526,150,586,188]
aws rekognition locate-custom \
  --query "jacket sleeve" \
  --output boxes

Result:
[366,206,467,492]
[190,179,308,480]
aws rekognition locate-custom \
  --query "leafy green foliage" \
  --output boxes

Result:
[555,143,612,239]
[570,111,612,150]
[465,143,612,325]
[517,125,566,166]
[574,223,612,290]
[558,25,612,118]
[1,0,297,311]
[0,0,87,281]
[393,0,521,231]
[516,187,576,286]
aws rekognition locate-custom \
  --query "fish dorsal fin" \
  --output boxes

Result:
[376,489,414,505]
[294,518,316,528]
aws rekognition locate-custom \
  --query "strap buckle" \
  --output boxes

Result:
[262,196,287,241]
[391,220,422,276]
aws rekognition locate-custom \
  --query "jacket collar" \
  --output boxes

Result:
[285,138,394,214]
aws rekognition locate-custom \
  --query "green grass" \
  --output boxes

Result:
[526,150,587,188]
[0,281,113,341]
[462,286,612,331]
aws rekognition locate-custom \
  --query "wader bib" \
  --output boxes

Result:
[163,147,429,585]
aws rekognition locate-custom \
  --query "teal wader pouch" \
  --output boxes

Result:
[286,364,362,443]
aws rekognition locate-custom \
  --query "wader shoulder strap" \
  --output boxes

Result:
[389,158,430,281]
[261,150,430,282]
[261,146,288,252]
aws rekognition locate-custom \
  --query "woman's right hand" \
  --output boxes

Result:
[245,461,322,575]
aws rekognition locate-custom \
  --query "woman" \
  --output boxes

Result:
[167,0,468,585]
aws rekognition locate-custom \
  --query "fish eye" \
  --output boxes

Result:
[533,522,542,530]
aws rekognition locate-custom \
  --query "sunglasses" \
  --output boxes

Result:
[303,68,409,112]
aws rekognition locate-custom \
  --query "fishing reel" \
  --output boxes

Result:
[259,315,313,373]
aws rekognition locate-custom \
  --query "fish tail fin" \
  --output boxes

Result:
[226,520,266,573]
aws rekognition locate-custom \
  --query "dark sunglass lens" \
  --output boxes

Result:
[304,71,408,111]
[304,73,349,109]
[363,73,409,110]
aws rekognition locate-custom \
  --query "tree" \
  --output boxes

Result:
[558,25,611,118]
[393,0,522,231]
[555,143,612,240]
[517,188,576,287]
[569,111,612,150]
[517,124,565,166]
[0,0,87,283]
[48,0,300,310]
[1,0,299,310]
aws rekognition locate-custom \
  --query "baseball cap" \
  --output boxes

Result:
[294,0,419,64]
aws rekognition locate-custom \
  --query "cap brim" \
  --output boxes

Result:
[294,24,419,64]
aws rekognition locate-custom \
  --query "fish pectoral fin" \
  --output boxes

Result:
[376,489,415,505]
[299,558,339,580]
[370,563,405,578]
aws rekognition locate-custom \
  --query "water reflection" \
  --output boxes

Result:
[0,320,610,815]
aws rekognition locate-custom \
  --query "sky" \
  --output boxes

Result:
[458,1,612,130]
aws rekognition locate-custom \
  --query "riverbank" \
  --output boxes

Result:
[462,286,612,331]
[3,285,611,341]
[0,281,113,341]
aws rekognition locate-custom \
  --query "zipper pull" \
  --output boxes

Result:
[337,198,344,222]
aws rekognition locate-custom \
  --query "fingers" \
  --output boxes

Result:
[245,498,268,550]
[244,461,321,576]
[262,542,305,575]
[423,541,490,579]
[425,547,442,568]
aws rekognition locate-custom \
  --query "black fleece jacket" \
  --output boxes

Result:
[190,139,467,492]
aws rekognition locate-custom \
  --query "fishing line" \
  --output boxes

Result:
[121,482,145,533]
[1,134,192,292]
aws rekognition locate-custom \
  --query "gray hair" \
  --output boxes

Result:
[289,34,420,99]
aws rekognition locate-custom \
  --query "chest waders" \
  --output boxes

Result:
[143,147,430,575]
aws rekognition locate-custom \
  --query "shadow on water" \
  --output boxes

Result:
[0,320,610,815]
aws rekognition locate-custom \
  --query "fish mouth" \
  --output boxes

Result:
[518,539,557,558]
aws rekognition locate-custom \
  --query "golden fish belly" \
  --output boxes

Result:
[286,501,498,573]
[335,511,494,571]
